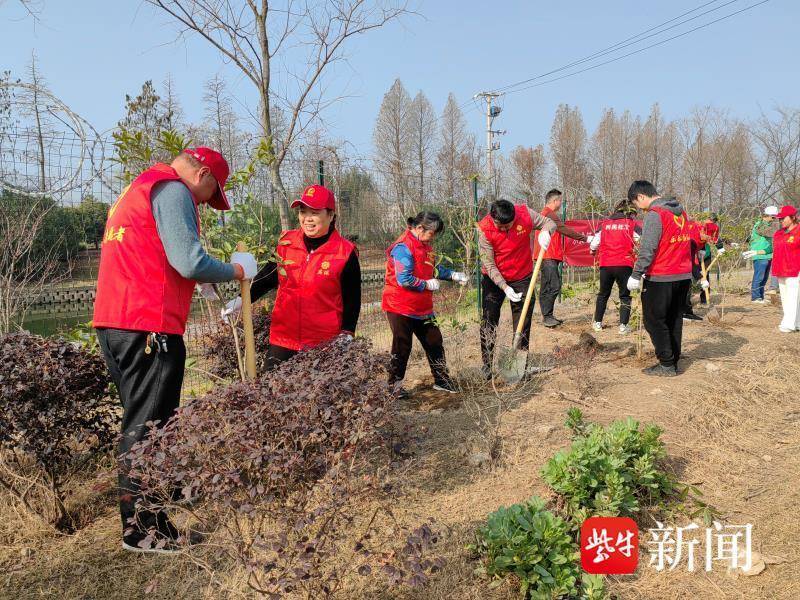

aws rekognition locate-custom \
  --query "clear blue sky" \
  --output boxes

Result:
[2,0,797,158]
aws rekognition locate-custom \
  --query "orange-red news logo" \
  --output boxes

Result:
[580,517,639,575]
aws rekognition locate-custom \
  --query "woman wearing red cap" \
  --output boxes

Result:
[772,205,800,332]
[223,184,361,366]
[382,211,469,397]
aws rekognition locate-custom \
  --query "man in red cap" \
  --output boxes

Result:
[222,184,361,367]
[93,147,258,553]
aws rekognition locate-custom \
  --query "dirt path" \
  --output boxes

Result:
[2,291,798,599]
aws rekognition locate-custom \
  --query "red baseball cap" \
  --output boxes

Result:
[776,205,798,219]
[291,185,335,211]
[183,147,230,210]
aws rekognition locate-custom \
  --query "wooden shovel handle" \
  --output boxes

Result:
[236,241,257,380]
[512,246,547,350]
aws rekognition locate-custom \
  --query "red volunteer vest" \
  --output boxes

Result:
[703,221,720,243]
[687,220,704,267]
[532,206,563,261]
[477,205,534,282]
[93,164,199,335]
[382,229,436,317]
[597,218,637,268]
[269,229,355,351]
[772,225,800,277]
[647,207,692,277]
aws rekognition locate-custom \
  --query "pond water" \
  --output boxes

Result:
[21,312,93,337]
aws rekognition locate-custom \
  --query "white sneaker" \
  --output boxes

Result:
[592,322,602,332]
[778,326,796,333]
[618,324,631,334]
[751,299,766,304]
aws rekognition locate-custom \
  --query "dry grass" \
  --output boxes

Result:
[2,287,799,599]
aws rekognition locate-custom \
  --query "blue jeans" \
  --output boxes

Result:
[751,260,771,300]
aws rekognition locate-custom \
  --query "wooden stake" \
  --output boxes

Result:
[236,241,257,380]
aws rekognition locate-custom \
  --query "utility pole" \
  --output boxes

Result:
[474,91,506,184]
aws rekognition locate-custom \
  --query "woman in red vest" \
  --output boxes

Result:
[222,185,361,367]
[382,212,469,397]
[772,205,800,332]
[589,199,641,334]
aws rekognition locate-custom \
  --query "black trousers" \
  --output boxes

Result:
[593,266,633,324]
[386,311,451,386]
[265,344,297,370]
[641,279,691,368]
[480,273,533,371]
[685,263,702,314]
[538,259,562,319]
[97,328,186,534]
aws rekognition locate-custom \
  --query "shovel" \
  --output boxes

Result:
[236,241,258,380]
[700,247,723,322]
[498,246,548,382]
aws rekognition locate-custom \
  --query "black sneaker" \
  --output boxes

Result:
[642,364,678,377]
[543,316,561,328]
[432,380,457,394]
[683,313,703,321]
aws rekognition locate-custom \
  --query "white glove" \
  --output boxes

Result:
[221,296,242,323]
[230,251,258,279]
[700,279,710,290]
[425,279,440,291]
[633,231,641,242]
[716,247,726,256]
[589,233,601,252]
[504,286,523,303]
[697,250,706,261]
[196,283,220,301]
[742,250,757,260]
[451,272,469,286]
[537,230,551,251]
[626,276,640,291]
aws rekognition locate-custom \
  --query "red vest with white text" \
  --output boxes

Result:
[381,229,435,317]
[597,218,637,268]
[647,207,692,276]
[477,205,534,282]
[92,164,198,335]
[269,229,355,351]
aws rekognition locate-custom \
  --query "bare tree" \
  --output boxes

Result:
[508,145,546,204]
[372,78,413,213]
[21,52,50,192]
[752,106,800,204]
[588,108,620,206]
[408,90,436,207]
[160,73,184,131]
[0,195,63,333]
[549,103,591,210]
[436,93,468,202]
[148,0,411,229]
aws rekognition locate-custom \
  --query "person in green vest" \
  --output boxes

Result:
[742,206,779,303]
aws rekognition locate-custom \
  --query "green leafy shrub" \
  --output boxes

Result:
[542,409,674,524]
[472,496,604,599]
[0,332,117,530]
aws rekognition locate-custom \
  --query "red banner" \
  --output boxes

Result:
[562,219,600,267]
[560,219,642,267]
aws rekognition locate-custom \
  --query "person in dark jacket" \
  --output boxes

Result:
[626,181,692,377]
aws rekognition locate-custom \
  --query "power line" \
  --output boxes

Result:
[503,0,770,96]
[494,0,738,94]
